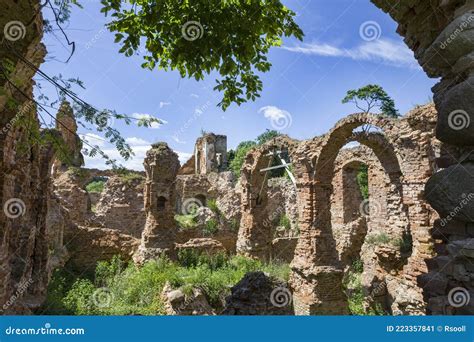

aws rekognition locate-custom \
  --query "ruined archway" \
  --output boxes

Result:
[236,136,299,260]
[290,110,438,315]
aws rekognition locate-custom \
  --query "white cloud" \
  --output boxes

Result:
[125,137,151,146]
[259,105,291,122]
[190,93,199,98]
[84,143,192,171]
[131,113,167,129]
[159,101,171,108]
[281,38,419,68]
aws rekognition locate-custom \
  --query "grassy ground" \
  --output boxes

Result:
[40,252,290,315]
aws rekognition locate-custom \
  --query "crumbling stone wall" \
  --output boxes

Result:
[134,143,180,262]
[285,104,439,315]
[371,0,474,315]
[0,0,67,313]
[93,175,145,238]
[236,135,299,260]
[180,133,228,175]
[52,101,84,171]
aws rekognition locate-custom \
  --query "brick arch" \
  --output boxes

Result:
[236,136,299,260]
[290,114,423,315]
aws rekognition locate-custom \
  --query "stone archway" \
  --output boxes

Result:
[290,109,438,315]
[236,135,298,260]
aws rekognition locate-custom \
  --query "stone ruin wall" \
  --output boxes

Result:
[287,104,443,315]
[0,0,69,313]
[1,0,471,316]
[372,0,474,315]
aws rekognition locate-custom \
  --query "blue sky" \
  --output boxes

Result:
[39,0,438,170]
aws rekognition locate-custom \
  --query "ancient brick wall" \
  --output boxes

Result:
[283,105,440,315]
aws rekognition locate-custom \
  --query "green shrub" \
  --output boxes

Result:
[174,214,198,229]
[203,218,219,235]
[365,233,391,246]
[393,233,413,254]
[86,180,106,194]
[42,254,290,316]
[206,199,220,215]
[278,214,291,230]
[62,279,97,315]
[229,218,239,232]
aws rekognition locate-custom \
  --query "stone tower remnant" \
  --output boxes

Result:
[134,142,180,262]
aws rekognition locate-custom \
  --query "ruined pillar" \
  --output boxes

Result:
[372,0,474,315]
[134,143,180,263]
[53,100,84,169]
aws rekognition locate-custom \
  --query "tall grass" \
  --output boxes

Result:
[40,253,290,315]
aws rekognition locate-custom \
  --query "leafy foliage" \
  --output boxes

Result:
[228,129,283,176]
[228,140,257,175]
[255,129,280,145]
[204,218,219,236]
[342,84,399,117]
[41,254,289,315]
[85,180,105,194]
[278,214,291,230]
[100,0,303,110]
[174,214,198,229]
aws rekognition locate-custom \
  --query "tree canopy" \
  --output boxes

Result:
[342,84,399,117]
[100,0,303,110]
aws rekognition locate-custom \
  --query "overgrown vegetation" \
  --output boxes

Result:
[343,259,385,316]
[278,214,291,230]
[228,129,288,177]
[342,84,399,117]
[101,0,303,110]
[356,165,369,200]
[203,219,219,236]
[174,214,198,229]
[365,233,392,246]
[85,180,105,194]
[40,253,290,315]
[116,170,145,184]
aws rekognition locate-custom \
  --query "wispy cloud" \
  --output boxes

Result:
[281,38,419,68]
[159,101,171,108]
[125,137,151,146]
[84,140,192,170]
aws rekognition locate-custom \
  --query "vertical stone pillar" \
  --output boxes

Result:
[54,101,84,169]
[134,143,180,263]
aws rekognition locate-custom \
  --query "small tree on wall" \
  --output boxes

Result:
[342,84,399,118]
